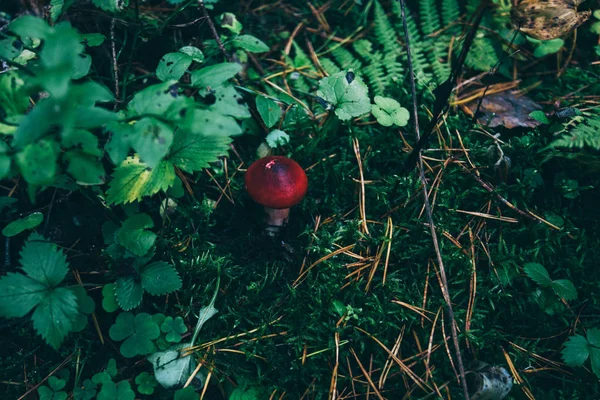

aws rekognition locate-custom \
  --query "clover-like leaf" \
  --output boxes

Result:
[97,380,135,400]
[161,316,188,343]
[102,283,119,312]
[73,379,97,400]
[317,70,371,121]
[135,372,158,395]
[371,96,409,127]
[174,386,198,400]
[108,312,160,358]
[70,286,96,332]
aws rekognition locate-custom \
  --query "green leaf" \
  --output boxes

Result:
[117,213,157,257]
[234,35,270,53]
[70,286,95,332]
[62,129,103,156]
[65,151,105,186]
[0,143,11,179]
[588,329,600,378]
[0,71,29,117]
[115,276,143,311]
[562,334,589,367]
[371,96,409,127]
[550,279,577,301]
[102,283,119,312]
[20,234,69,287]
[161,316,188,343]
[256,96,281,128]
[15,139,59,186]
[105,122,133,165]
[108,312,160,358]
[230,385,261,400]
[135,372,158,395]
[2,212,43,237]
[178,46,204,63]
[529,110,550,124]
[528,37,564,58]
[0,197,17,213]
[9,16,50,39]
[168,130,232,174]
[131,118,173,168]
[210,84,251,119]
[523,262,552,287]
[190,62,242,89]
[139,262,182,296]
[174,387,198,400]
[181,109,243,136]
[0,273,47,318]
[48,376,66,391]
[106,157,175,205]
[219,12,243,34]
[97,380,135,400]
[80,33,105,46]
[91,0,125,12]
[73,379,97,400]
[32,287,78,349]
[127,81,188,119]
[317,70,371,121]
[265,130,289,148]
[156,53,192,82]
[106,358,118,378]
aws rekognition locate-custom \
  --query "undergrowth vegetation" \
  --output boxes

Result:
[1,0,600,398]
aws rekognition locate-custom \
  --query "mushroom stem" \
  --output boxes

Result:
[263,207,290,236]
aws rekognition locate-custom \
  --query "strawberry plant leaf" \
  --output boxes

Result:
[182,109,242,136]
[131,118,173,168]
[256,96,281,128]
[317,70,371,121]
[562,334,589,366]
[524,262,552,287]
[168,130,232,174]
[139,262,182,296]
[117,214,157,257]
[0,273,46,318]
[156,53,192,82]
[106,157,175,205]
[109,312,160,358]
[209,84,251,119]
[115,276,143,311]
[20,233,69,287]
[550,279,577,301]
[2,212,43,237]
[32,287,78,349]
[64,151,105,186]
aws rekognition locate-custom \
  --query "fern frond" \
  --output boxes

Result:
[319,57,342,75]
[465,34,498,72]
[420,0,441,35]
[353,40,387,96]
[551,117,600,150]
[392,7,433,85]
[331,46,362,71]
[441,0,461,28]
[429,40,451,83]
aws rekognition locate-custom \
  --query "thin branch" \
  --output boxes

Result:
[197,0,231,62]
[110,17,119,110]
[397,1,470,399]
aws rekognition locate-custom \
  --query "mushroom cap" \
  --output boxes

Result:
[245,156,308,209]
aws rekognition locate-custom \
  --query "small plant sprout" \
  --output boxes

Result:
[245,156,308,235]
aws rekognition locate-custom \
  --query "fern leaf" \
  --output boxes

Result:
[420,0,441,35]
[392,7,433,85]
[353,40,387,96]
[319,57,342,75]
[373,0,404,83]
[441,0,461,28]
[331,46,362,71]
[465,34,498,72]
[551,117,600,150]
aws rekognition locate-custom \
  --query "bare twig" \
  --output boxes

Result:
[397,1,470,399]
[198,0,230,62]
[110,18,119,110]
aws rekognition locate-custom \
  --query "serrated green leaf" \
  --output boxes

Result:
[15,139,59,186]
[9,16,50,39]
[234,35,269,53]
[106,157,175,205]
[140,262,182,296]
[372,96,409,127]
[156,53,192,82]
[2,212,43,237]
[588,329,600,378]
[0,273,47,318]
[550,279,577,301]
[131,118,173,168]
[20,234,69,287]
[115,276,143,311]
[190,62,241,89]
[168,130,232,173]
[117,214,156,257]
[317,70,371,121]
[562,334,589,367]
[178,46,204,63]
[256,96,280,128]
[523,262,552,287]
[109,312,160,358]
[32,287,78,349]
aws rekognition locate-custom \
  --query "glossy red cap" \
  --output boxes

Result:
[245,156,308,209]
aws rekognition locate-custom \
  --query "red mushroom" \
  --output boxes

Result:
[245,156,308,235]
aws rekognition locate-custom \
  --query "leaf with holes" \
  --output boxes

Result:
[156,53,192,82]
[317,70,371,121]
